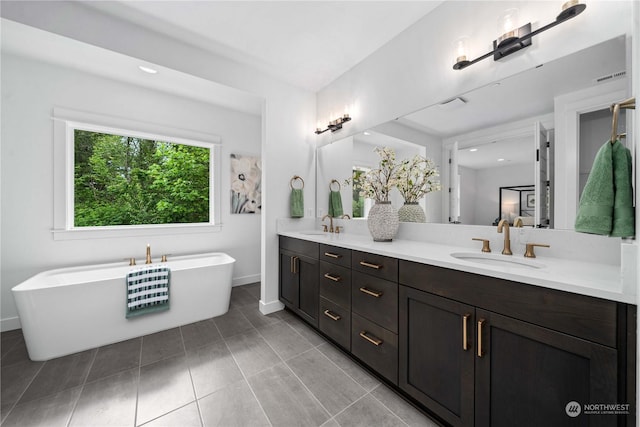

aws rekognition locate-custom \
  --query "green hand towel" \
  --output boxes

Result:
[290,188,304,218]
[575,140,635,237]
[611,140,635,237]
[328,190,343,217]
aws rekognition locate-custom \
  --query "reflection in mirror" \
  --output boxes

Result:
[317,36,629,230]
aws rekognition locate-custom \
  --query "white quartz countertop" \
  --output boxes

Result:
[279,230,633,304]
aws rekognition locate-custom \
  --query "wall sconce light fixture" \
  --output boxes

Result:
[453,0,586,70]
[315,109,351,134]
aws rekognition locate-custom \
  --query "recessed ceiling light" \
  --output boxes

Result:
[138,65,158,74]
[363,132,371,136]
[469,148,478,152]
[497,158,505,162]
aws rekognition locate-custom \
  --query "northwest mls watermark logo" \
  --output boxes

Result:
[565,401,581,417]
[566,401,630,417]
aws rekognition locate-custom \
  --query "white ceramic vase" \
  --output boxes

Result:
[398,202,426,223]
[367,201,399,242]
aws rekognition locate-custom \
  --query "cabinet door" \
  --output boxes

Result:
[296,255,319,327]
[399,286,475,427]
[475,309,618,427]
[279,250,298,309]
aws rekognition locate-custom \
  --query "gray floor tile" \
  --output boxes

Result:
[240,304,281,329]
[258,320,314,360]
[1,403,13,423]
[181,319,222,351]
[87,337,142,382]
[69,368,138,426]
[2,386,82,427]
[370,384,438,427]
[213,309,254,338]
[287,348,366,416]
[317,342,380,392]
[141,327,184,366]
[186,340,244,398]
[335,394,405,427]
[199,380,269,427]
[1,330,22,359]
[137,354,196,425]
[224,330,281,378]
[321,418,341,427]
[142,402,202,427]
[248,363,330,426]
[1,359,44,407]
[1,336,31,367]
[229,286,258,309]
[19,349,96,404]
[281,313,327,346]
[243,282,261,300]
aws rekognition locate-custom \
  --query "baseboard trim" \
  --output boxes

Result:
[232,274,260,287]
[1,316,21,332]
[259,299,284,315]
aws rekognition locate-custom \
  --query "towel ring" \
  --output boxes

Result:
[330,179,341,192]
[610,97,636,143]
[290,175,304,190]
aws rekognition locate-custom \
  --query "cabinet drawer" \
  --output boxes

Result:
[352,271,398,333]
[279,236,318,259]
[320,244,351,268]
[319,261,351,308]
[351,312,398,384]
[352,251,398,282]
[319,297,350,350]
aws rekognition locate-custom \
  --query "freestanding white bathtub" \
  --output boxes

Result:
[12,252,235,361]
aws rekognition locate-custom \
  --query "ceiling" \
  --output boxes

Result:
[84,1,444,92]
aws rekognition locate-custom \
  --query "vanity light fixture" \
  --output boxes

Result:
[315,110,351,135]
[453,0,586,70]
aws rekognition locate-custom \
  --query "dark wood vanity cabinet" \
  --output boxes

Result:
[399,260,633,427]
[279,237,635,427]
[279,236,319,327]
[318,244,352,349]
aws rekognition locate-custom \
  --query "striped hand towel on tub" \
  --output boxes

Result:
[126,265,170,318]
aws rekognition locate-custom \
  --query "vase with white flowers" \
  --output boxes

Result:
[396,155,441,222]
[348,147,401,241]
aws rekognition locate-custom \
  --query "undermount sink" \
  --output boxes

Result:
[298,230,327,236]
[450,252,545,269]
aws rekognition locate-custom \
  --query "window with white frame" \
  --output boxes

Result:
[52,109,221,239]
[72,125,214,227]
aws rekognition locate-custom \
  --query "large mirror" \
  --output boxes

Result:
[316,36,630,230]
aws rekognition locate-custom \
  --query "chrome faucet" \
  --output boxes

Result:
[146,244,152,264]
[321,214,334,233]
[497,220,512,255]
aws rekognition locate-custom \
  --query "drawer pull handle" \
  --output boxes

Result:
[359,287,383,298]
[323,309,341,321]
[292,257,298,274]
[359,331,383,346]
[324,252,341,259]
[477,318,485,357]
[324,273,341,282]
[462,314,470,351]
[359,261,382,270]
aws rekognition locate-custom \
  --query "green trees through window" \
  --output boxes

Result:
[74,129,210,227]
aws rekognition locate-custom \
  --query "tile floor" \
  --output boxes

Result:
[0,283,439,427]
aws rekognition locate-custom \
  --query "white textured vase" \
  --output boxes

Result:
[367,201,399,242]
[398,202,426,223]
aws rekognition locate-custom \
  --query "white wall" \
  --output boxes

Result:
[0,53,262,329]
[0,1,317,318]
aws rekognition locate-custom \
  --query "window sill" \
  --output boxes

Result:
[52,223,222,241]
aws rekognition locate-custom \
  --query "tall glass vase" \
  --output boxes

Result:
[367,201,399,242]
[398,202,426,223]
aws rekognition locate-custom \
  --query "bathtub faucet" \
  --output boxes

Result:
[146,244,152,264]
